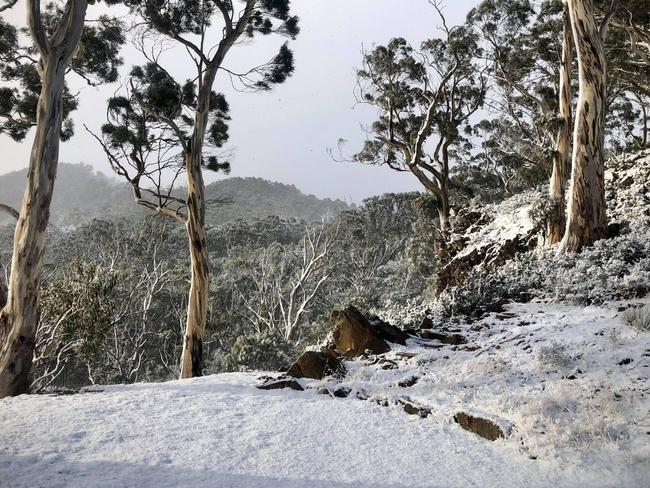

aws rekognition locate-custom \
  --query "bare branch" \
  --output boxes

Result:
[0,203,19,221]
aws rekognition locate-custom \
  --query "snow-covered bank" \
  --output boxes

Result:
[1,301,649,488]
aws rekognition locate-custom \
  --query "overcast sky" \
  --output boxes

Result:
[1,0,477,203]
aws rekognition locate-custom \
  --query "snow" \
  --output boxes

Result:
[2,301,650,487]
[452,190,538,262]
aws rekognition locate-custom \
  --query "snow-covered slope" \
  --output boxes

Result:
[1,301,648,488]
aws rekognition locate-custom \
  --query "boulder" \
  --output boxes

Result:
[418,330,467,345]
[420,317,434,330]
[331,306,391,357]
[286,351,346,380]
[397,376,419,388]
[332,386,351,398]
[257,379,304,391]
[368,316,411,345]
[453,412,506,441]
[399,398,431,418]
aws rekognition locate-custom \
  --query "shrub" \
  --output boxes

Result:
[537,342,574,369]
[622,305,650,332]
[434,223,650,322]
[211,329,297,373]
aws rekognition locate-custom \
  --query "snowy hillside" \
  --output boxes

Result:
[1,300,648,488]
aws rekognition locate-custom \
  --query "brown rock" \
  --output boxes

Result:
[257,379,304,391]
[331,306,390,357]
[419,330,467,345]
[399,398,431,418]
[286,351,346,380]
[453,412,505,441]
[420,317,434,330]
[368,316,411,345]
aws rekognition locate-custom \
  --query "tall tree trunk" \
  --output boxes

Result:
[178,73,215,379]
[0,206,18,309]
[0,273,6,310]
[547,4,574,245]
[0,0,88,398]
[432,144,451,261]
[437,145,451,239]
[559,0,608,253]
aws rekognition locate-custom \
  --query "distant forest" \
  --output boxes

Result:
[0,163,350,227]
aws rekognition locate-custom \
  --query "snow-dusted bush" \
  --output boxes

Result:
[211,330,296,373]
[622,305,650,332]
[537,342,574,369]
[436,224,650,321]
[433,273,513,321]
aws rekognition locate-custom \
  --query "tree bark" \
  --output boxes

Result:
[0,205,18,309]
[177,4,254,378]
[178,69,216,379]
[547,4,574,245]
[0,0,88,398]
[0,273,6,310]
[559,0,608,253]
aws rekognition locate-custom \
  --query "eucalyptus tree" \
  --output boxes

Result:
[547,1,573,244]
[0,0,125,398]
[468,0,575,242]
[559,0,609,252]
[96,0,299,378]
[600,0,650,150]
[351,8,486,241]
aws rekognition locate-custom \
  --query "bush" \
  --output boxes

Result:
[211,329,297,373]
[537,342,574,369]
[434,224,650,322]
[622,305,650,332]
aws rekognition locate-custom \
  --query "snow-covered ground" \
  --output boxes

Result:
[1,301,649,487]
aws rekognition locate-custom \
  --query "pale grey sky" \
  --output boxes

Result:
[1,0,477,203]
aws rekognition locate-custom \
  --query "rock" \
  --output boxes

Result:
[453,412,506,441]
[397,376,419,388]
[437,192,542,294]
[257,379,304,391]
[332,387,351,398]
[369,316,411,345]
[399,398,431,418]
[420,317,434,330]
[331,306,391,357]
[418,330,467,345]
[355,389,369,400]
[287,351,346,380]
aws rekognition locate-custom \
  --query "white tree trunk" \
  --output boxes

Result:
[0,0,88,398]
[179,74,214,379]
[547,3,574,245]
[559,0,608,253]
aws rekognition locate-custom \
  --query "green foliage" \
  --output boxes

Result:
[353,29,485,171]
[212,329,296,373]
[39,260,117,365]
[0,5,125,141]
[435,222,650,324]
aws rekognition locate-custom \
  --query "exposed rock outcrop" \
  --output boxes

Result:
[331,306,392,357]
[286,351,346,380]
[453,412,506,441]
[257,379,304,391]
[438,190,542,292]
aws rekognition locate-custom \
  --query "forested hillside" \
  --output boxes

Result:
[0,164,349,226]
